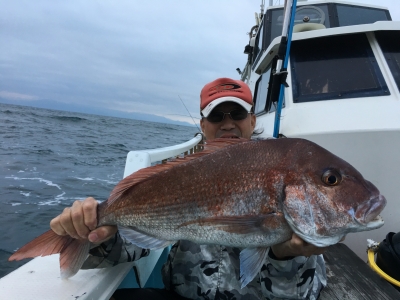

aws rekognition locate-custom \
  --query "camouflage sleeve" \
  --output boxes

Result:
[81,231,150,269]
[259,248,327,299]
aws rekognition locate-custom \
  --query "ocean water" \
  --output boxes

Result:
[0,103,198,278]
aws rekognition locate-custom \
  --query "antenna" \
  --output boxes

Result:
[260,0,265,22]
[261,0,265,15]
[178,95,201,131]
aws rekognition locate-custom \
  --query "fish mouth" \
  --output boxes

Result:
[352,195,386,228]
[364,214,385,229]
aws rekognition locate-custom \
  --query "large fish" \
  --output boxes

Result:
[9,138,386,287]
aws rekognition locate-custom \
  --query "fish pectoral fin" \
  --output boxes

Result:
[118,225,173,250]
[179,214,281,234]
[239,247,268,288]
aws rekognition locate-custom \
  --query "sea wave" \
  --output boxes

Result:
[5,176,62,190]
[75,177,94,181]
[38,192,67,205]
[73,176,119,185]
[50,116,88,122]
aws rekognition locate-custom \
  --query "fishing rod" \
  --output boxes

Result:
[178,95,201,131]
[272,0,297,138]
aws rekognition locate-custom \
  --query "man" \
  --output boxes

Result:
[50,78,327,299]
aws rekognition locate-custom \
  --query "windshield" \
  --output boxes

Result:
[376,31,400,91]
[290,33,389,103]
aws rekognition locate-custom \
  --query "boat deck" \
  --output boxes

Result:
[321,243,399,299]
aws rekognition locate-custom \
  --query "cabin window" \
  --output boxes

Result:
[252,19,265,67]
[290,33,389,103]
[254,69,271,115]
[269,5,329,45]
[376,31,400,92]
[258,4,391,63]
[294,6,328,26]
[254,66,285,115]
[336,5,391,26]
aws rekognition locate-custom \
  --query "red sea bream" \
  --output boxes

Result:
[9,138,386,287]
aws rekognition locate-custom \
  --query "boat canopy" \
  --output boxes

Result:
[252,1,391,68]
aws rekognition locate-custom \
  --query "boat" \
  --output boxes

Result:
[1,0,400,298]
[238,0,400,261]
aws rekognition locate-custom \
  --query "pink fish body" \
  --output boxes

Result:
[9,138,386,287]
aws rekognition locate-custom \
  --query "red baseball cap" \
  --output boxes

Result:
[200,78,253,117]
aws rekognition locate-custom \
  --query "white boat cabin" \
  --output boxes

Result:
[241,0,400,260]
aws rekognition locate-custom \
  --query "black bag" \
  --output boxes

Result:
[376,232,400,291]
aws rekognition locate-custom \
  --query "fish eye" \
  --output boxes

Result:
[322,169,342,186]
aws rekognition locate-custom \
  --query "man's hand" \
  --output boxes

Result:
[270,233,330,259]
[50,197,117,244]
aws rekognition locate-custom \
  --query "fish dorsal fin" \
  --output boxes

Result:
[106,138,249,206]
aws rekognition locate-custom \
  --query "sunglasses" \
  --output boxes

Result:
[205,109,252,123]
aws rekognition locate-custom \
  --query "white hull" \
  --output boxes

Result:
[243,3,400,258]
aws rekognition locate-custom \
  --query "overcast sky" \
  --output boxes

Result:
[1,0,399,124]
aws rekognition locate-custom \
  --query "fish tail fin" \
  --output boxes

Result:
[8,230,91,279]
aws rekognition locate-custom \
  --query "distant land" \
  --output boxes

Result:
[0,99,196,127]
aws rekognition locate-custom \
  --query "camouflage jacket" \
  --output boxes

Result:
[82,233,326,300]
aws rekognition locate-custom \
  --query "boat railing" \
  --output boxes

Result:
[0,132,204,300]
[121,132,204,289]
[124,133,204,177]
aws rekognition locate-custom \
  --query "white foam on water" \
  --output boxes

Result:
[55,192,66,201]
[75,177,94,181]
[73,176,118,185]
[38,192,67,206]
[20,192,30,197]
[11,203,22,206]
[5,176,61,190]
[98,178,119,185]
[38,200,59,205]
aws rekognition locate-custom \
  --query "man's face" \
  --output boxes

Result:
[200,102,256,140]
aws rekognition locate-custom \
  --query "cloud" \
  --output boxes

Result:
[0,0,398,122]
[1,0,258,119]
